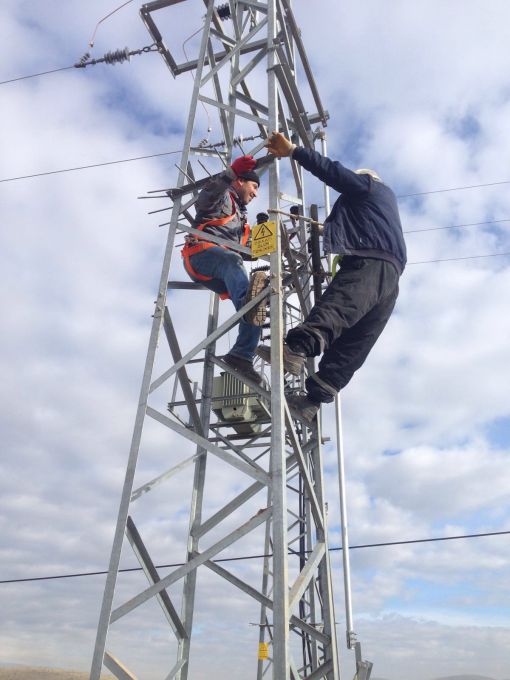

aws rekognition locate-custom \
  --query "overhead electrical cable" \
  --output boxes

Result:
[404,218,510,235]
[398,179,510,198]
[2,152,510,202]
[1,47,155,85]
[1,528,508,586]
[0,150,184,183]
[1,67,510,200]
[87,0,136,49]
[1,158,509,262]
[0,65,76,85]
[408,251,510,265]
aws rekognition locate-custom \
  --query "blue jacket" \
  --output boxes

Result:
[293,147,407,274]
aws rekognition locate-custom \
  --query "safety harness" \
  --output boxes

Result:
[181,192,250,299]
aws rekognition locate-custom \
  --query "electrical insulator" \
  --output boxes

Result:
[77,52,91,67]
[103,47,131,65]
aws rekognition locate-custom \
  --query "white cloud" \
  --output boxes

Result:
[1,1,510,679]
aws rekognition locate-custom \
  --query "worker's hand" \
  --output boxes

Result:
[231,155,256,176]
[265,131,294,158]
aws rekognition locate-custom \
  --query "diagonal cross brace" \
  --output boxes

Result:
[103,652,138,680]
[131,450,203,503]
[305,660,334,680]
[284,403,324,531]
[110,507,272,623]
[163,307,203,436]
[199,94,270,128]
[193,449,300,540]
[200,16,268,87]
[126,516,188,640]
[146,406,270,485]
[150,286,270,393]
[288,541,326,614]
[204,559,330,646]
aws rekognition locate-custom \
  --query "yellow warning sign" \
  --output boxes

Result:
[251,220,277,257]
[258,642,269,660]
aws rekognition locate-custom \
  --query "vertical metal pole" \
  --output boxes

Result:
[89,4,216,678]
[268,1,289,678]
[319,132,355,644]
[257,488,273,680]
[335,397,355,646]
[311,421,340,679]
[309,204,323,302]
[177,293,219,680]
[304,493,318,672]
[226,2,241,153]
[171,23,222,680]
[295,151,319,673]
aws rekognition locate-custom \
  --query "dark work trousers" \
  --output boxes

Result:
[286,257,400,403]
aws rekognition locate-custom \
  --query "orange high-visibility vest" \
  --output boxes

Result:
[181,192,250,299]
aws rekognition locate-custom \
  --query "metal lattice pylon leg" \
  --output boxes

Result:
[90,2,340,678]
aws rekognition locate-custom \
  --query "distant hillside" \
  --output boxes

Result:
[434,675,499,680]
[372,675,500,680]
[0,668,113,680]
[0,669,504,680]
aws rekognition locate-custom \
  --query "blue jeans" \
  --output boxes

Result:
[187,247,261,361]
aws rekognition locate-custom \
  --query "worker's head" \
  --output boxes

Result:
[232,170,260,204]
[355,168,382,182]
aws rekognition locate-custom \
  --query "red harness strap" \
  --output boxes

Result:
[181,193,250,300]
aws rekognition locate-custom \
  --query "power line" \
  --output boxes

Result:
[2,62,510,200]
[88,0,136,49]
[0,149,183,183]
[0,65,76,86]
[1,158,508,265]
[404,218,510,235]
[1,144,510,203]
[408,251,510,265]
[1,38,154,87]
[1,528,508,586]
[397,179,510,198]
[1,51,155,88]
[1,156,509,264]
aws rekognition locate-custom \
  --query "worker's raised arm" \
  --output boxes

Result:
[265,131,370,196]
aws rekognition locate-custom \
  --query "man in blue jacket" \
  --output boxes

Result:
[258,132,406,422]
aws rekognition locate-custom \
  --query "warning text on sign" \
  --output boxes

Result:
[251,220,277,257]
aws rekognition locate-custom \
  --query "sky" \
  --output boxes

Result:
[1,1,510,679]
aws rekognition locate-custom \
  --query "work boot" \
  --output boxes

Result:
[255,343,306,376]
[223,353,263,385]
[286,392,320,423]
[244,271,269,326]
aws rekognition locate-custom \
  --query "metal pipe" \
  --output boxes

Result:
[268,1,290,677]
[319,132,355,640]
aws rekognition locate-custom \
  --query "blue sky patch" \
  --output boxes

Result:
[448,113,482,141]
[484,416,510,450]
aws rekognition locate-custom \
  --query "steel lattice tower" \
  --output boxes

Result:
[90,1,347,678]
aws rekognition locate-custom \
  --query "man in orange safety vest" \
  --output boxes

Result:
[182,155,268,385]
